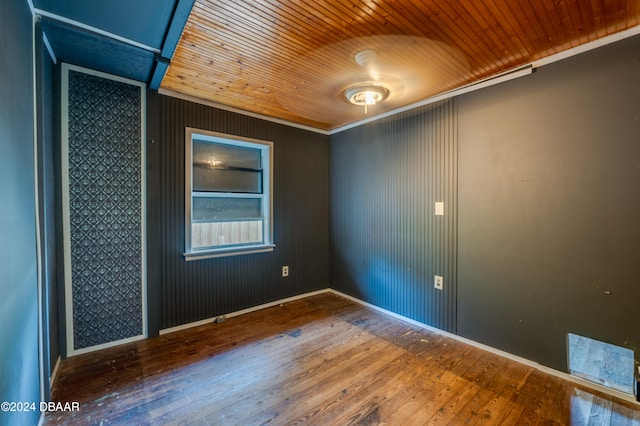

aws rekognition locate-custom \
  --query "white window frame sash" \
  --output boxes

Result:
[184,128,274,260]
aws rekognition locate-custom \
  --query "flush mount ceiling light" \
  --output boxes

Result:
[344,84,389,113]
[344,49,390,113]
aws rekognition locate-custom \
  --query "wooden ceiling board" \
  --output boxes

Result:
[161,0,640,131]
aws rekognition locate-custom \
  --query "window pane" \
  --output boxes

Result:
[193,167,262,193]
[193,140,261,169]
[192,220,263,249]
[193,141,262,193]
[186,129,273,257]
[193,197,262,221]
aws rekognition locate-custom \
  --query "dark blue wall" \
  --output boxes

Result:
[35,19,57,399]
[330,34,640,374]
[331,101,458,332]
[457,35,640,371]
[0,0,41,425]
[147,94,330,331]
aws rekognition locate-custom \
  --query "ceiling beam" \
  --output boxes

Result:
[149,0,196,90]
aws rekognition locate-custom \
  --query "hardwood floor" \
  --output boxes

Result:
[45,293,639,425]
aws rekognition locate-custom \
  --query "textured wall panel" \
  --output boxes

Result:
[331,100,458,332]
[63,66,146,352]
[147,94,330,331]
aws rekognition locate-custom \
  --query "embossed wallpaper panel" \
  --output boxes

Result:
[62,64,146,354]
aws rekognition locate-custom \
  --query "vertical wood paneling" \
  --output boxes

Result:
[147,93,330,331]
[330,100,458,332]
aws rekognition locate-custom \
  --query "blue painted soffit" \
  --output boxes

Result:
[33,0,176,49]
[41,19,155,82]
[35,0,195,87]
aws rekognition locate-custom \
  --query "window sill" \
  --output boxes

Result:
[184,244,275,261]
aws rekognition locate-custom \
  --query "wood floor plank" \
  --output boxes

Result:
[610,399,640,426]
[378,350,498,424]
[282,354,412,425]
[45,293,640,425]
[445,356,511,424]
[376,345,482,423]
[304,352,428,425]
[160,319,383,423]
[473,361,535,424]
[240,339,406,424]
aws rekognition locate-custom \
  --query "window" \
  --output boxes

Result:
[184,128,274,260]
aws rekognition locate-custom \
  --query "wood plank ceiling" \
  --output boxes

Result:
[161,0,640,131]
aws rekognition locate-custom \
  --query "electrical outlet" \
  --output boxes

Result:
[434,275,443,290]
[282,266,289,277]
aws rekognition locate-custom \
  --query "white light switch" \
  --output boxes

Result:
[435,202,444,216]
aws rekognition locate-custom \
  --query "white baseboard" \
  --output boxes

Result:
[37,356,61,426]
[50,355,61,391]
[159,289,331,335]
[327,289,639,406]
[155,287,639,406]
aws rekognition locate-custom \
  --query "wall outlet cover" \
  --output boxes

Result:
[434,275,444,290]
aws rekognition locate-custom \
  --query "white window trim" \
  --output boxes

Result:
[184,128,274,260]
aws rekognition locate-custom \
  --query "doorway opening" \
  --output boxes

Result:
[567,333,635,395]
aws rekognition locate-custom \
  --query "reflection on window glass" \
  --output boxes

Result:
[192,141,263,193]
[193,140,260,170]
[193,167,262,193]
